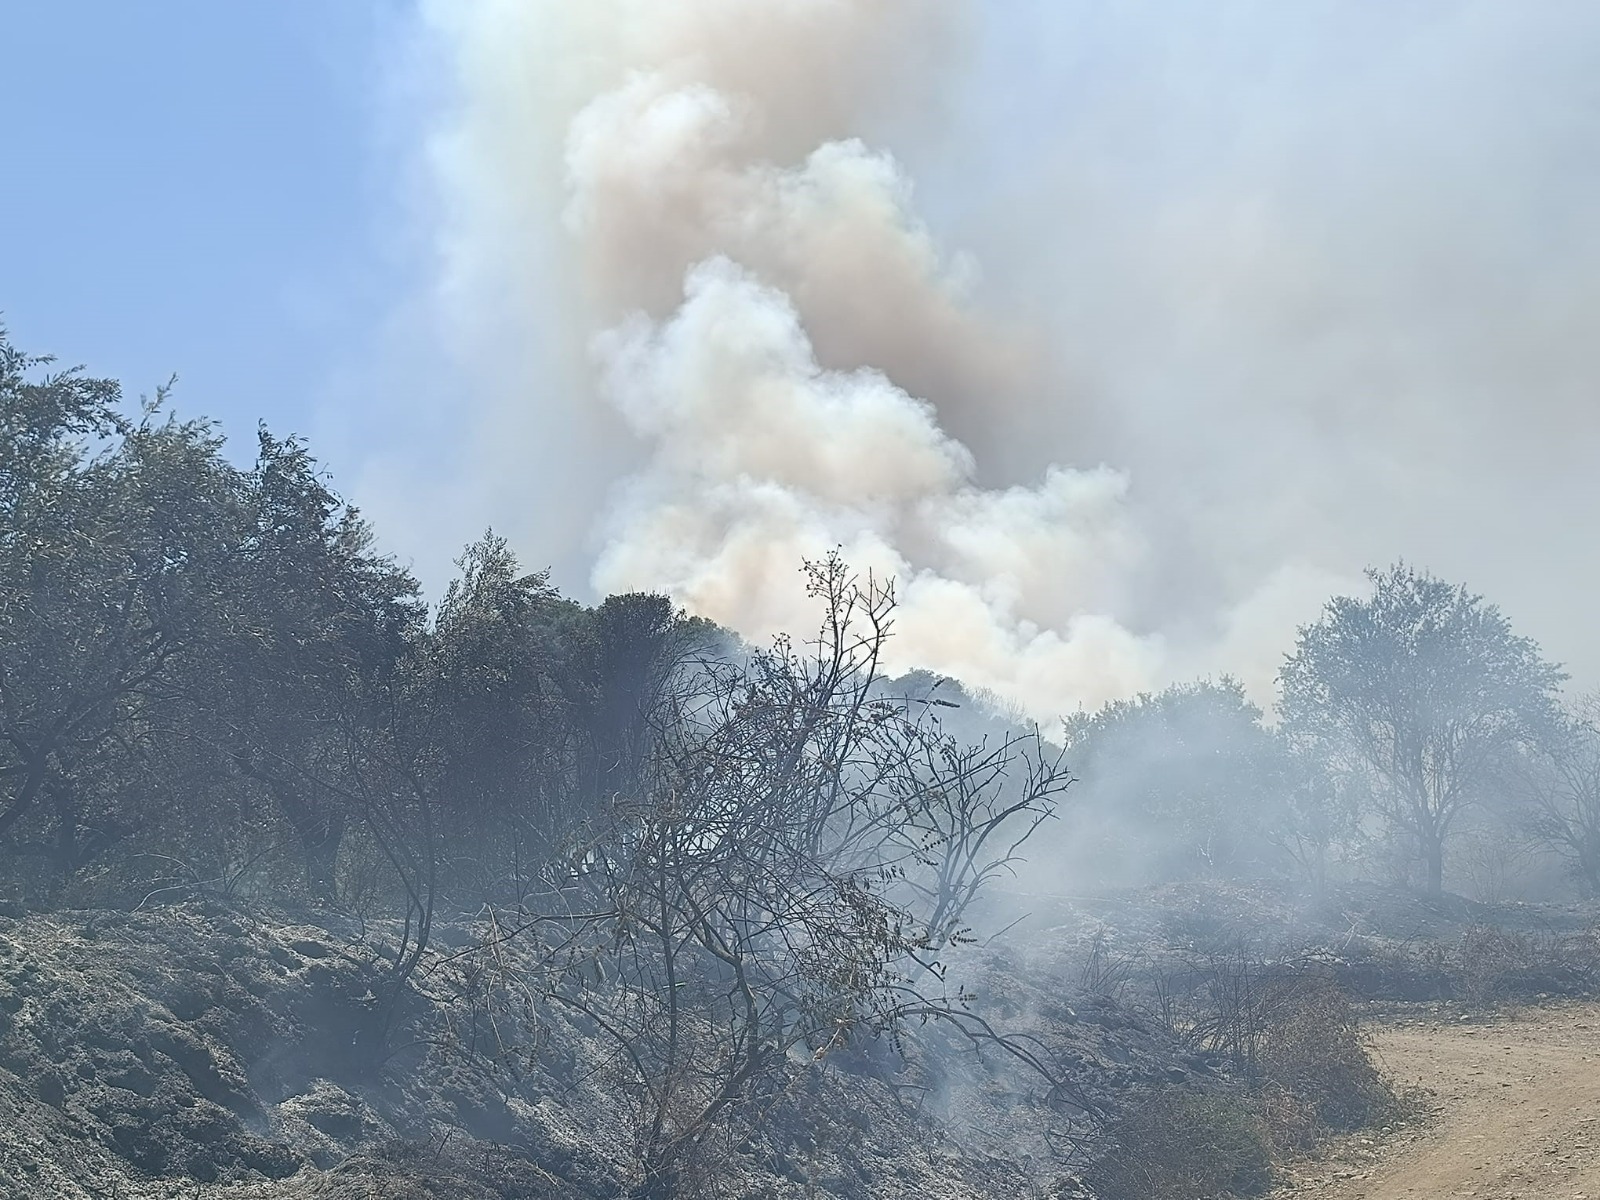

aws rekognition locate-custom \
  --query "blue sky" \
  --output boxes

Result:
[4,2,405,448]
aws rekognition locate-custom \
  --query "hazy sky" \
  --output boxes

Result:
[10,2,1600,711]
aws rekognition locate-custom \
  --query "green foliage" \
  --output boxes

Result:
[429,531,587,876]
[0,337,242,890]
[177,427,423,903]
[0,329,723,917]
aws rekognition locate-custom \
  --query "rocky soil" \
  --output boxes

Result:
[3,883,1593,1199]
[0,898,1197,1199]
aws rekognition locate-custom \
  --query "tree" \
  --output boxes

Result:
[1061,679,1287,882]
[179,427,422,904]
[428,531,588,896]
[1268,748,1362,894]
[456,557,1070,1198]
[575,592,695,809]
[1278,562,1564,896]
[0,333,245,890]
[1520,692,1600,894]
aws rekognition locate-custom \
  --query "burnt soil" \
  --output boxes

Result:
[1,882,1593,1199]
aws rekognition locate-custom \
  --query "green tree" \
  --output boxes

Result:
[1278,562,1564,895]
[429,530,588,894]
[178,428,421,903]
[574,591,722,810]
[0,333,244,890]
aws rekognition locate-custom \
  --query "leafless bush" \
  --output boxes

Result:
[1455,923,1532,1006]
[1150,939,1334,1080]
[437,556,1071,1199]
[1078,926,1136,1002]
[1255,1082,1320,1156]
[1444,922,1600,1006]
[1455,826,1533,905]
[1147,941,1392,1154]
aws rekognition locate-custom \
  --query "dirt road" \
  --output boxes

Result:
[1279,1003,1600,1198]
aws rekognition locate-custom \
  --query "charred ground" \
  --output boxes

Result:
[3,881,1595,1199]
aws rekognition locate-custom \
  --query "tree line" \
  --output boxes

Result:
[0,332,737,908]
[1059,562,1593,899]
[2,331,1083,1195]
[11,326,1600,1193]
[7,328,1599,917]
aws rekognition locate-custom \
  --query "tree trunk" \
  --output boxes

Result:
[304,811,344,907]
[632,1156,680,1200]
[1424,838,1444,896]
[49,778,80,885]
[1306,841,1328,900]
[258,774,343,906]
[1577,842,1600,897]
[0,752,48,843]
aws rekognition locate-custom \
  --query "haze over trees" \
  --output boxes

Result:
[9,327,1600,1194]
[1520,692,1600,894]
[0,331,1088,1194]
[1279,563,1566,896]
[10,327,1600,910]
[1059,679,1287,882]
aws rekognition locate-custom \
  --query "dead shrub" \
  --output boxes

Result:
[1255,1083,1319,1156]
[1455,924,1530,1006]
[1085,1090,1274,1200]
[1257,980,1393,1139]
[1147,944,1393,1163]
[1078,926,1137,1001]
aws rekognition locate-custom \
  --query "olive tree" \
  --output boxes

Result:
[0,334,244,890]
[175,428,423,903]
[1279,562,1563,895]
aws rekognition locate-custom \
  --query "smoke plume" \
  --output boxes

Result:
[418,0,1168,718]
[407,1,1600,719]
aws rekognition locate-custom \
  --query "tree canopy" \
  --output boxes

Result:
[1061,678,1287,882]
[1278,562,1565,894]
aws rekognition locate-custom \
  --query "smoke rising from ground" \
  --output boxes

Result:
[405,1,1600,717]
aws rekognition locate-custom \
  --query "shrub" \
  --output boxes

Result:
[1258,981,1393,1141]
[1086,1090,1274,1200]
[1455,923,1531,1006]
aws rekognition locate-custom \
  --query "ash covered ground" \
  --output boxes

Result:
[3,883,1592,1200]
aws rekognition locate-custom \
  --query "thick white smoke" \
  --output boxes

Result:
[403,1,1600,718]
[592,255,1157,715]
[419,0,1167,718]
